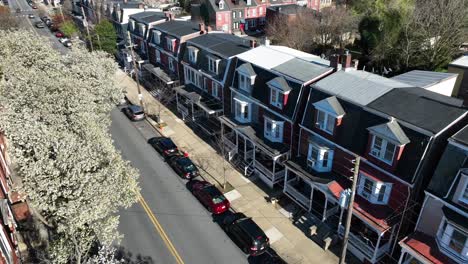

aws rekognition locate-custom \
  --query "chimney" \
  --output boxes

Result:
[341,50,352,70]
[250,39,256,48]
[329,54,340,71]
[199,22,205,34]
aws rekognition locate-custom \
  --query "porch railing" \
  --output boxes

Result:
[284,180,310,209]
[177,104,189,116]
[346,231,390,261]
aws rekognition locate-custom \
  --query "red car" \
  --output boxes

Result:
[189,180,230,214]
[55,32,64,38]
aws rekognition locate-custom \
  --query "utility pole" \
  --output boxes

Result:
[339,156,360,264]
[220,124,227,191]
[126,31,145,113]
[81,6,93,52]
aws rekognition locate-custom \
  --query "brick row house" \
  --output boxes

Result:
[175,33,251,136]
[283,57,467,263]
[399,125,468,264]
[143,20,202,89]
[0,133,31,264]
[219,45,333,188]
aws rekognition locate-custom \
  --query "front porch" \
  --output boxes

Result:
[142,63,179,90]
[219,117,289,188]
[174,85,223,136]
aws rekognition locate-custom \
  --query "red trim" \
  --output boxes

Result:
[401,232,456,264]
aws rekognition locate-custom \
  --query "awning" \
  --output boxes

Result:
[442,206,468,230]
[175,86,222,115]
[142,64,174,84]
[284,159,335,185]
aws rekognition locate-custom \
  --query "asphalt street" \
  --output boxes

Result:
[8,0,70,54]
[110,107,248,264]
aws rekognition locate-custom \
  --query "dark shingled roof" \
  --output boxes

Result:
[452,125,468,146]
[188,33,251,58]
[153,20,200,38]
[367,121,410,145]
[129,11,166,24]
[272,58,331,83]
[367,88,466,134]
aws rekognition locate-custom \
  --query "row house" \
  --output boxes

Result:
[399,125,468,264]
[0,133,31,264]
[144,20,202,88]
[284,58,467,263]
[109,1,160,41]
[127,11,168,61]
[175,33,251,136]
[220,45,333,188]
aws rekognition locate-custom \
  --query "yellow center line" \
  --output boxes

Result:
[138,193,185,264]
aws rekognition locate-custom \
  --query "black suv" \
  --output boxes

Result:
[148,137,178,158]
[223,212,269,256]
[167,154,199,179]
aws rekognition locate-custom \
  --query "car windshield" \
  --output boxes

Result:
[204,186,224,204]
[134,111,144,115]
[177,158,195,170]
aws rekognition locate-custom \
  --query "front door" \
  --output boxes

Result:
[311,189,325,220]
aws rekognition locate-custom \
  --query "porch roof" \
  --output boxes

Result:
[442,206,468,230]
[328,180,397,232]
[142,64,174,84]
[284,157,337,184]
[174,85,223,114]
[400,232,456,264]
[219,115,289,157]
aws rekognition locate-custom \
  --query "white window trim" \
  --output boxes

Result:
[458,176,468,205]
[307,143,334,172]
[155,50,161,63]
[437,217,468,262]
[269,86,284,109]
[166,37,176,52]
[234,97,251,123]
[219,1,224,9]
[233,12,236,18]
[264,117,284,143]
[208,56,220,74]
[369,134,397,165]
[153,30,161,44]
[212,81,220,98]
[357,173,392,205]
[238,72,255,92]
[188,48,198,64]
[315,108,336,135]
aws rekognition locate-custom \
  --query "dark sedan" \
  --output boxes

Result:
[223,213,270,256]
[167,154,200,179]
[148,137,178,158]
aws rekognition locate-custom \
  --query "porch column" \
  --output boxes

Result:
[175,92,179,110]
[244,137,247,161]
[309,186,314,213]
[272,158,277,177]
[397,250,405,264]
[322,195,328,221]
[371,231,384,263]
[252,145,256,166]
[191,103,195,121]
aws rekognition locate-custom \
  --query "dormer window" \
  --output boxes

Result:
[264,117,283,143]
[247,0,251,5]
[219,0,225,9]
[437,208,468,262]
[234,97,251,123]
[267,77,291,110]
[458,174,468,205]
[236,63,256,93]
[313,96,345,135]
[129,20,135,31]
[357,172,392,205]
[367,120,410,165]
[188,47,199,64]
[166,37,176,52]
[152,30,161,44]
[208,56,220,74]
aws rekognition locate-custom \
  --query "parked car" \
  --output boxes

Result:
[15,8,20,13]
[31,4,37,8]
[248,248,287,264]
[167,154,200,179]
[147,137,178,158]
[122,105,144,121]
[55,32,64,38]
[28,14,35,19]
[223,212,269,256]
[58,38,72,48]
[41,16,49,22]
[188,180,229,214]
[34,21,45,28]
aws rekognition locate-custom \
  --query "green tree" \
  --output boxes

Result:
[60,20,79,37]
[0,30,139,263]
[93,19,117,55]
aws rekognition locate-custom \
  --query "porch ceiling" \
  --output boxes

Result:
[175,85,223,114]
[143,64,174,84]
[284,158,336,184]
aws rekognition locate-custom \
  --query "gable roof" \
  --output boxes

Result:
[267,77,291,92]
[367,88,466,135]
[152,20,200,38]
[313,70,410,106]
[391,70,457,88]
[312,96,345,117]
[188,33,251,58]
[452,125,468,146]
[237,63,256,76]
[367,120,411,145]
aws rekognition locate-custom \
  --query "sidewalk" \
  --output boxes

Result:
[115,70,341,264]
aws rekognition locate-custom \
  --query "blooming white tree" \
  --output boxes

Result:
[0,30,139,263]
